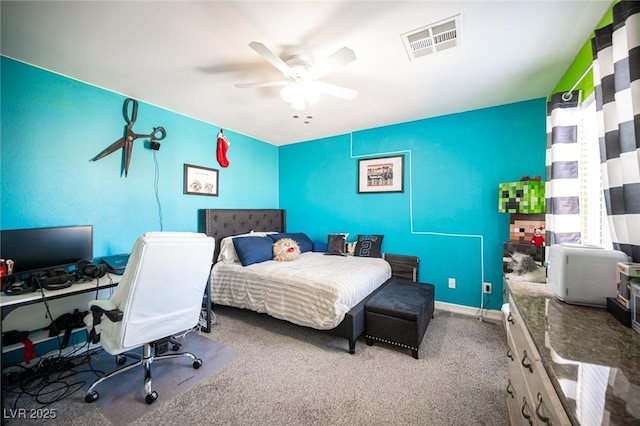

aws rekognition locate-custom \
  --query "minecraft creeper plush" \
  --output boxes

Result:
[498,181,545,214]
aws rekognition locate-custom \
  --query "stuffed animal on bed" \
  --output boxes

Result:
[273,238,300,261]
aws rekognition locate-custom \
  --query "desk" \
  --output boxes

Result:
[1,275,120,355]
[1,275,120,320]
[2,273,212,360]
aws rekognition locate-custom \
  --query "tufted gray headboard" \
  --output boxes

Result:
[198,209,286,262]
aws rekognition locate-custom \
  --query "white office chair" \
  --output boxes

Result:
[84,232,215,404]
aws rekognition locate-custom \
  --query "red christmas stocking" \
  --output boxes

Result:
[217,130,230,168]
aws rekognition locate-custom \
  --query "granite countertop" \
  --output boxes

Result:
[506,279,640,426]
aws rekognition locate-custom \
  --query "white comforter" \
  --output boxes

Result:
[210,252,392,330]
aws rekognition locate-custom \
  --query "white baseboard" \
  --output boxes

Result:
[435,301,503,324]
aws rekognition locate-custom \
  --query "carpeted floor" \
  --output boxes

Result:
[2,307,509,425]
[2,332,237,425]
[91,334,238,424]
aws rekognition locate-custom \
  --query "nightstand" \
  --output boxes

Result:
[383,253,419,282]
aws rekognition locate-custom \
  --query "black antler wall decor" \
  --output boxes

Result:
[92,98,166,177]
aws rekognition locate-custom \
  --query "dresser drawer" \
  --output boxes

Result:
[506,295,571,426]
[526,359,571,425]
[506,328,538,425]
[506,295,540,363]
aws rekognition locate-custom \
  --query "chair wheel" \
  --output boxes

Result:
[172,344,181,351]
[85,391,99,403]
[145,391,158,404]
[116,355,127,365]
[193,358,203,369]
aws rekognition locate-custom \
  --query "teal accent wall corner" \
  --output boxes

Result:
[0,57,279,258]
[279,99,547,310]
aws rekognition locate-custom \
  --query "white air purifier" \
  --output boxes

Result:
[547,244,629,307]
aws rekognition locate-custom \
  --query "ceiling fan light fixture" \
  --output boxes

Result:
[279,84,298,103]
[280,84,306,110]
[280,81,321,110]
[290,98,306,111]
[304,82,321,105]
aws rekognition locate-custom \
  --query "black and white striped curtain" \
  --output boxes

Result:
[592,1,640,262]
[545,91,582,246]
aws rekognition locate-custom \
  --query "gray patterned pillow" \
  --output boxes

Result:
[325,233,347,256]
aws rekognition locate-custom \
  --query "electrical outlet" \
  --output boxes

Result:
[448,278,456,289]
[483,282,492,294]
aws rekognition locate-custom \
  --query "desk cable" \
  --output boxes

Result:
[2,340,104,408]
[2,276,113,406]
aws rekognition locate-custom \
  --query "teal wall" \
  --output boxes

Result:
[280,99,546,310]
[1,57,279,257]
[1,56,546,314]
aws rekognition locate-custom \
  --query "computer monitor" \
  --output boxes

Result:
[0,225,93,275]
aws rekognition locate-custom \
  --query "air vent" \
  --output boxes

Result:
[401,14,461,60]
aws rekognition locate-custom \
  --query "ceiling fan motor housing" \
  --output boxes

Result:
[283,56,312,82]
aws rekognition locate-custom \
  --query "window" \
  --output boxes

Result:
[578,95,611,249]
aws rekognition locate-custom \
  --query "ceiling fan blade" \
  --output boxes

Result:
[248,42,291,74]
[314,81,358,101]
[235,81,287,89]
[308,47,356,80]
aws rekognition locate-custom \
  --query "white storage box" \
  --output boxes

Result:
[547,244,629,307]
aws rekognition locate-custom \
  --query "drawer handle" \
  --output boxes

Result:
[507,312,515,324]
[521,397,533,425]
[521,350,533,373]
[506,381,514,399]
[506,347,514,361]
[536,393,552,425]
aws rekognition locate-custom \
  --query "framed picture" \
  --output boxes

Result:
[357,155,404,193]
[183,164,219,196]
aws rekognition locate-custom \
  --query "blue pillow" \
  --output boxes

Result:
[313,240,327,252]
[270,232,313,253]
[232,236,274,266]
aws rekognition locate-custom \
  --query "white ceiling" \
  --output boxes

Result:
[1,1,611,146]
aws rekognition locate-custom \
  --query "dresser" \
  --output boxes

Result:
[504,279,640,425]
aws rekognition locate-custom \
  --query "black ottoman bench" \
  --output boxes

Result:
[365,279,435,359]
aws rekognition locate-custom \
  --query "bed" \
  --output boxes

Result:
[198,208,392,353]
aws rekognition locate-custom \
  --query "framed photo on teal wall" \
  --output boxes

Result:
[357,155,404,193]
[183,164,219,196]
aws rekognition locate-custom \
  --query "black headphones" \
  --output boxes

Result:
[30,269,76,291]
[2,261,107,296]
[3,270,76,294]
[75,260,107,279]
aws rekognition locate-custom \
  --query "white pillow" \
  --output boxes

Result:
[217,231,276,263]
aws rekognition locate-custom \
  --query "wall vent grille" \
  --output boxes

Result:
[401,14,461,60]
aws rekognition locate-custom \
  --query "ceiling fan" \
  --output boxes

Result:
[234,41,358,110]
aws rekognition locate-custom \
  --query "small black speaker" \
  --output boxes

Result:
[2,278,33,295]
